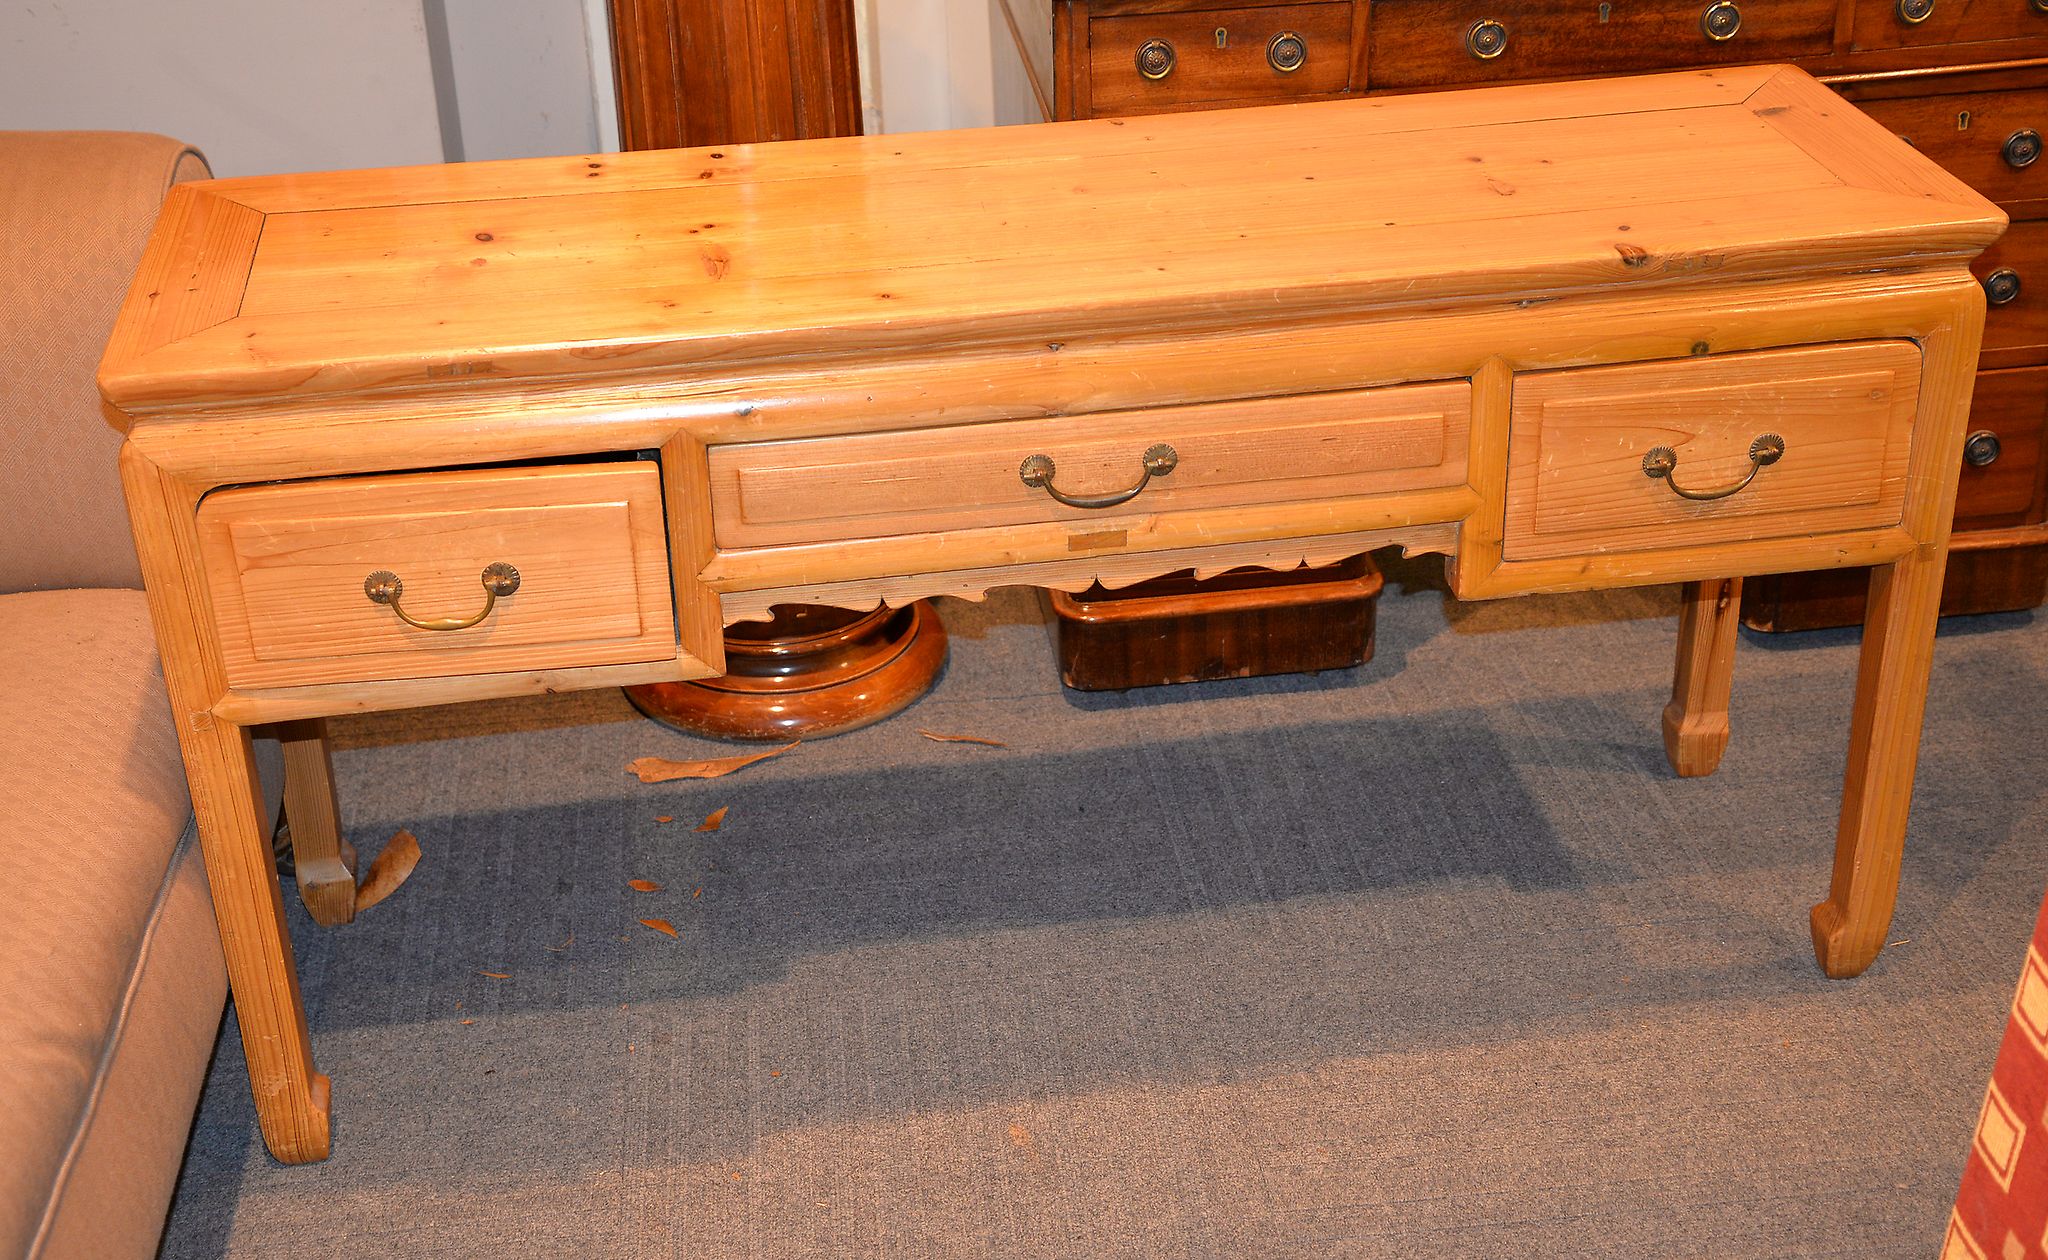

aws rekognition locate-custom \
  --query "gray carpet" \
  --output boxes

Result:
[160,555,2048,1258]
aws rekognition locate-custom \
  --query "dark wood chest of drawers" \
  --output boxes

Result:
[998,0,2048,628]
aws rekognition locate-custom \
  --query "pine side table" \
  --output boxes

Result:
[98,66,2002,1162]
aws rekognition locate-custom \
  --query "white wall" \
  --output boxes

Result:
[866,0,1000,134]
[0,0,447,176]
[0,0,620,178]
[436,0,617,162]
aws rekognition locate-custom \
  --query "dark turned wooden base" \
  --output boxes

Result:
[1742,544,2048,632]
[625,601,947,741]
[1049,554,1383,691]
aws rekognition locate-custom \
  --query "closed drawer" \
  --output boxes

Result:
[1368,0,1834,90]
[1089,3,1351,114]
[1975,218,2048,369]
[1957,364,2048,527]
[1850,0,2048,51]
[198,463,677,689]
[1503,341,1923,562]
[1856,89,2048,216]
[708,381,1471,549]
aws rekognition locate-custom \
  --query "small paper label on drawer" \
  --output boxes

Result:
[1068,530,1128,552]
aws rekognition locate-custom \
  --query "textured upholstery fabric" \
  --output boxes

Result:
[0,589,277,1260]
[30,822,228,1260]
[0,131,205,593]
[1947,887,2048,1259]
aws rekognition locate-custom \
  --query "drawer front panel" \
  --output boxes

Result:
[1975,218,2048,368]
[709,381,1471,549]
[1957,364,2048,526]
[199,463,677,689]
[1367,0,1835,90]
[1089,3,1352,113]
[1851,0,2048,51]
[1856,89,2048,215]
[1503,341,1923,562]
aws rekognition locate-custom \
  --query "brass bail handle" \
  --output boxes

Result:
[364,562,521,631]
[1019,443,1178,509]
[1642,433,1785,501]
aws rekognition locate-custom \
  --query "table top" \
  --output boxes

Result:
[98,63,2001,422]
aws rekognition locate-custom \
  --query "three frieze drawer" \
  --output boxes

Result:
[196,463,677,690]
[1502,341,1925,562]
[705,381,1474,549]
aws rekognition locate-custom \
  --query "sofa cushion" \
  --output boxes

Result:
[0,131,206,594]
[0,589,225,1258]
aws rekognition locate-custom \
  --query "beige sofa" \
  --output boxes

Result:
[0,132,282,1260]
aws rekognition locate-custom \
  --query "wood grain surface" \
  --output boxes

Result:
[1087,2,1352,113]
[709,380,1468,548]
[1504,341,1923,562]
[98,67,2002,416]
[607,0,860,148]
[197,464,677,689]
[1366,0,1837,90]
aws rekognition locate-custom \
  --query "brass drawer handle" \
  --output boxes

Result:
[1466,18,1508,59]
[1267,30,1308,73]
[1985,267,2023,306]
[1701,0,1742,40]
[1896,0,1935,23]
[1965,430,2003,467]
[1642,434,1785,501]
[1136,38,1176,80]
[363,562,521,631]
[2004,128,2041,169]
[1020,443,1178,509]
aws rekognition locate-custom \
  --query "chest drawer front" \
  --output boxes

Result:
[1856,89,2048,216]
[1503,342,1923,562]
[1088,3,1352,114]
[708,381,1471,550]
[1957,364,2048,526]
[1367,0,1835,90]
[199,463,677,690]
[1974,218,2048,369]
[1850,0,2048,50]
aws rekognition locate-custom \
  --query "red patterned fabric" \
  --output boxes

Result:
[1948,891,2048,1259]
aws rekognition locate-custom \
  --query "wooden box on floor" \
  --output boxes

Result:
[1050,554,1383,690]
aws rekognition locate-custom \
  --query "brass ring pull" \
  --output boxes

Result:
[2004,128,2042,169]
[363,562,521,631]
[1267,30,1308,73]
[1642,433,1785,501]
[1019,443,1178,509]
[1465,18,1508,59]
[1135,39,1176,80]
[1965,429,2003,468]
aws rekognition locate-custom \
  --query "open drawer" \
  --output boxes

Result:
[196,462,677,690]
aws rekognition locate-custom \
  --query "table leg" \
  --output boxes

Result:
[1663,577,1743,778]
[123,448,332,1163]
[276,718,356,927]
[1810,547,1948,979]
[184,719,334,1160]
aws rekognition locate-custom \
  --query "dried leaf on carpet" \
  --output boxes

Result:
[917,730,1008,747]
[353,829,422,912]
[627,742,798,783]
